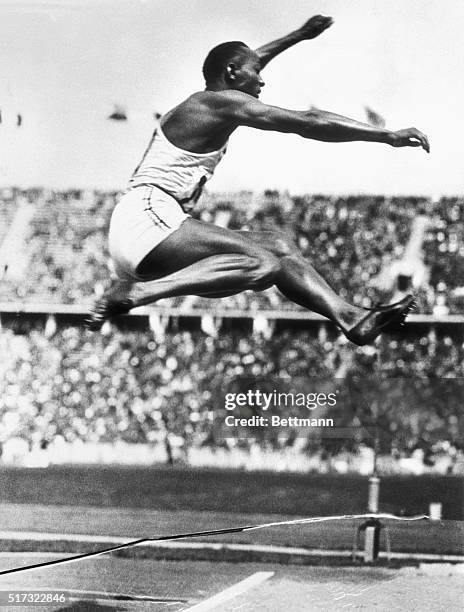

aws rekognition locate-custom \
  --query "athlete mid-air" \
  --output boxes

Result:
[87,15,429,345]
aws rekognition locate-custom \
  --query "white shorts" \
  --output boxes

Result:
[109,185,189,281]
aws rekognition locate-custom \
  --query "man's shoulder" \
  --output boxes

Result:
[172,90,259,128]
[187,90,254,110]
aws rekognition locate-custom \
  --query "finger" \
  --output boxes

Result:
[414,133,429,153]
[422,135,430,153]
[410,129,430,153]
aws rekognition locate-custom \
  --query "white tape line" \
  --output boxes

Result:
[184,571,274,612]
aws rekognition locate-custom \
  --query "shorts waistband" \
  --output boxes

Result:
[127,183,189,212]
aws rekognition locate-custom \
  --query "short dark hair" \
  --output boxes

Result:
[202,41,249,84]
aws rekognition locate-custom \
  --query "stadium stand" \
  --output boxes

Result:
[0,188,463,312]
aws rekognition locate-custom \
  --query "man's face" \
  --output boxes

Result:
[231,49,265,98]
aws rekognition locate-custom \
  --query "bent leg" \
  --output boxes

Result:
[121,218,280,307]
[132,253,276,307]
[135,219,279,279]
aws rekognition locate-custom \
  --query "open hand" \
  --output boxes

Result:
[390,128,430,153]
[299,15,334,40]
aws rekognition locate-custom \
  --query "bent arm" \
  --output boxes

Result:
[255,30,305,69]
[222,93,429,151]
[255,15,333,69]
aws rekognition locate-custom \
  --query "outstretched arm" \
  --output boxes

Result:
[303,108,430,151]
[255,15,333,69]
[220,92,430,152]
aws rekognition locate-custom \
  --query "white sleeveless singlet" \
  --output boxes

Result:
[128,123,227,211]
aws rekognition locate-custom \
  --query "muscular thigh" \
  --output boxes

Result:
[236,230,297,257]
[136,218,275,279]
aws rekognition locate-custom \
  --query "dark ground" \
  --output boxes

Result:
[1,466,462,519]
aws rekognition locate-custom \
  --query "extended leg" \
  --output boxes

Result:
[236,230,361,330]
[233,230,416,343]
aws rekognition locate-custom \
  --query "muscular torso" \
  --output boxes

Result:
[161,91,238,154]
[129,91,236,204]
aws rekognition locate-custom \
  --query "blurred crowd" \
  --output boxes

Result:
[0,187,463,313]
[1,324,462,471]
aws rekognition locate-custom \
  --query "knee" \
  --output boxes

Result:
[246,254,280,291]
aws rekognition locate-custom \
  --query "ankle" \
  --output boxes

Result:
[338,307,365,331]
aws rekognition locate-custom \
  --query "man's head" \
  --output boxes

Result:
[202,42,264,97]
